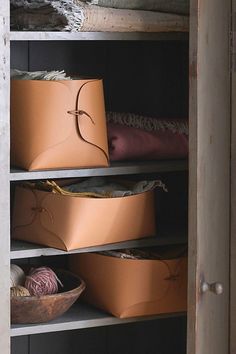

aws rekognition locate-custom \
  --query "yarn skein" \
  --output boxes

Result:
[11,285,30,297]
[25,267,63,296]
[10,264,25,287]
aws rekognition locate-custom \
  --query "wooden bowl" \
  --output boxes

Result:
[11,270,85,324]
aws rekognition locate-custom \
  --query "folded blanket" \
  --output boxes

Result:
[99,245,187,260]
[11,0,189,32]
[107,112,188,134]
[108,122,188,161]
[86,0,189,15]
[63,177,167,196]
[29,177,167,198]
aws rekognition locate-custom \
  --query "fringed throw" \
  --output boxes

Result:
[11,0,189,32]
[106,112,189,135]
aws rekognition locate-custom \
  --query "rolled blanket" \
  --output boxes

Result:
[108,122,188,161]
[10,0,189,32]
[86,0,190,15]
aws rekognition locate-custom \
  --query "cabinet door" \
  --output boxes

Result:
[188,1,231,354]
[231,1,236,353]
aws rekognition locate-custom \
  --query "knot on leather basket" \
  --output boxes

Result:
[31,206,54,223]
[164,274,180,282]
[67,109,95,124]
[31,207,46,213]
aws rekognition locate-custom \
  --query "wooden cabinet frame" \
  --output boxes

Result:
[231,1,236,353]
[188,1,231,354]
[0,1,232,353]
[0,0,10,352]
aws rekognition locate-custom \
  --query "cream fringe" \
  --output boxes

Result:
[51,0,85,31]
[107,112,188,135]
[11,69,71,80]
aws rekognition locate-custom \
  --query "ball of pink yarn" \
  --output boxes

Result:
[25,267,62,296]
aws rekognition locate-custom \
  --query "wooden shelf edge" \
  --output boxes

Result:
[10,160,188,181]
[10,31,189,42]
[11,231,187,259]
[11,303,186,337]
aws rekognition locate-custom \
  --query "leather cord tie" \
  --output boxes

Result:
[67,109,95,125]
[164,274,180,282]
[31,207,54,223]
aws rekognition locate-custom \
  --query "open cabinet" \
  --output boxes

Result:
[0,0,232,353]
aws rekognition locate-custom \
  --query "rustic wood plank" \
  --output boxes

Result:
[29,328,107,354]
[11,336,28,354]
[0,1,10,353]
[107,317,187,354]
[231,2,236,353]
[10,41,29,71]
[188,0,230,354]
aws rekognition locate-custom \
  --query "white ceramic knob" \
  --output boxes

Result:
[201,281,223,295]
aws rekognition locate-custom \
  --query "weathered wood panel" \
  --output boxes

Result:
[188,0,230,353]
[27,40,188,118]
[29,328,107,354]
[107,318,187,354]
[231,1,236,353]
[10,41,29,70]
[0,1,10,354]
[11,337,28,354]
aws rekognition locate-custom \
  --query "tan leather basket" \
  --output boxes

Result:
[69,251,187,318]
[12,185,156,251]
[11,79,109,171]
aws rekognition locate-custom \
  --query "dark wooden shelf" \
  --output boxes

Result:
[10,160,188,181]
[11,227,187,259]
[11,302,186,337]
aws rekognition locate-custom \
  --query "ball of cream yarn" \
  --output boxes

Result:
[10,264,25,287]
[11,286,30,297]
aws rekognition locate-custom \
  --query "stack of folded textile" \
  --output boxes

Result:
[85,0,189,15]
[107,112,188,161]
[10,0,189,32]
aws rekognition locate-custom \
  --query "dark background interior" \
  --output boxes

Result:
[11,39,189,354]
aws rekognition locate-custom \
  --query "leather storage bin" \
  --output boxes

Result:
[11,79,109,171]
[69,251,187,318]
[12,185,156,251]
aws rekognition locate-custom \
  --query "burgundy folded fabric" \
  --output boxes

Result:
[108,122,188,161]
